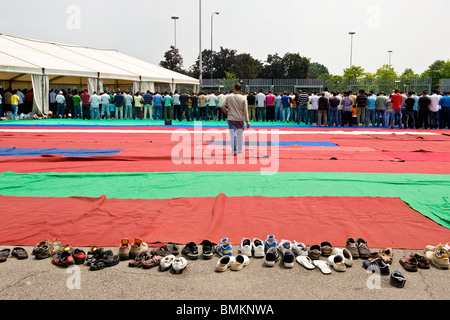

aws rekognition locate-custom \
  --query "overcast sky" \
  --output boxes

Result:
[1,0,449,76]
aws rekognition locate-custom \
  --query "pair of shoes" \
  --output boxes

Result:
[239,238,265,258]
[89,248,119,271]
[425,245,449,269]
[119,238,149,260]
[53,248,86,267]
[368,248,394,264]
[308,241,333,259]
[215,254,250,271]
[363,257,390,275]
[160,242,180,256]
[292,241,308,256]
[215,238,232,256]
[129,248,165,269]
[399,253,430,272]
[346,237,371,259]
[390,270,406,288]
[332,248,353,267]
[0,247,28,262]
[277,240,295,268]
[34,239,63,260]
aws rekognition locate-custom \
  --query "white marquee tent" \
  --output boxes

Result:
[0,33,200,115]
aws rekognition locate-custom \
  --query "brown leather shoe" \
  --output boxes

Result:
[410,253,430,269]
[141,254,163,269]
[346,238,359,259]
[356,238,371,259]
[320,241,333,256]
[128,252,148,268]
[399,255,418,272]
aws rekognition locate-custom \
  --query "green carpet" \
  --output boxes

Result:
[1,171,449,229]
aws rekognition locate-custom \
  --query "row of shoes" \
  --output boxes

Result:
[32,239,119,271]
[0,247,29,262]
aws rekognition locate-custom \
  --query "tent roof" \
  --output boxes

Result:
[0,34,199,85]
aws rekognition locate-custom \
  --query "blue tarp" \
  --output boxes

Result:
[0,147,123,157]
[208,141,338,147]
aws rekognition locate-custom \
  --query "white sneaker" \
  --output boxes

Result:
[239,238,252,256]
[292,241,308,256]
[215,255,235,272]
[328,255,346,272]
[160,254,176,271]
[332,247,353,267]
[215,238,233,256]
[230,254,250,271]
[172,257,187,274]
[252,238,265,258]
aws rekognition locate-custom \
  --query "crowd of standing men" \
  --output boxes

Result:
[1,86,449,129]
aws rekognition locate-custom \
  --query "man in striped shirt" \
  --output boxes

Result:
[296,90,309,125]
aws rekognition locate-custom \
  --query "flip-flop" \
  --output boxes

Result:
[313,260,332,274]
[296,255,315,270]
[0,248,11,262]
[11,247,28,260]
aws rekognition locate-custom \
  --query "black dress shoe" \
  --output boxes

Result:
[363,258,390,275]
[390,270,406,288]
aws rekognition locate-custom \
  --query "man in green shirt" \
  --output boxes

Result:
[72,90,81,119]
[163,92,173,121]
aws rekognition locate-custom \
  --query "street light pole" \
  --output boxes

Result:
[349,32,356,68]
[199,0,202,87]
[171,16,179,49]
[210,11,219,82]
[388,50,393,67]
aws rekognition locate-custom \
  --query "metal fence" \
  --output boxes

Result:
[200,78,433,95]
[440,79,450,93]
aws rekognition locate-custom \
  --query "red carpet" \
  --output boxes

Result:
[0,194,447,249]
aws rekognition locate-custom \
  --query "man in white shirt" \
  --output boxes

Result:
[255,90,266,122]
[220,83,250,156]
[173,91,181,121]
[309,92,319,125]
[207,93,217,121]
[101,92,111,119]
[429,90,441,129]
[55,91,66,119]
[217,92,226,120]
[90,92,102,120]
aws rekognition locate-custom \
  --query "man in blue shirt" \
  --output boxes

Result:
[143,90,153,120]
[365,91,377,127]
[114,91,124,120]
[439,91,450,129]
[281,92,291,123]
[153,92,163,120]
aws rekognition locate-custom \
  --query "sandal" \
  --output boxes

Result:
[313,260,332,274]
[141,254,163,269]
[0,248,11,262]
[296,255,315,270]
[11,247,28,259]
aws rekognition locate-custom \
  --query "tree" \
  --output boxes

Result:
[160,46,185,73]
[281,53,310,79]
[259,53,284,79]
[439,60,450,79]
[421,60,446,89]
[343,65,365,79]
[229,53,260,79]
[375,64,398,79]
[307,62,329,79]
[401,68,418,79]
